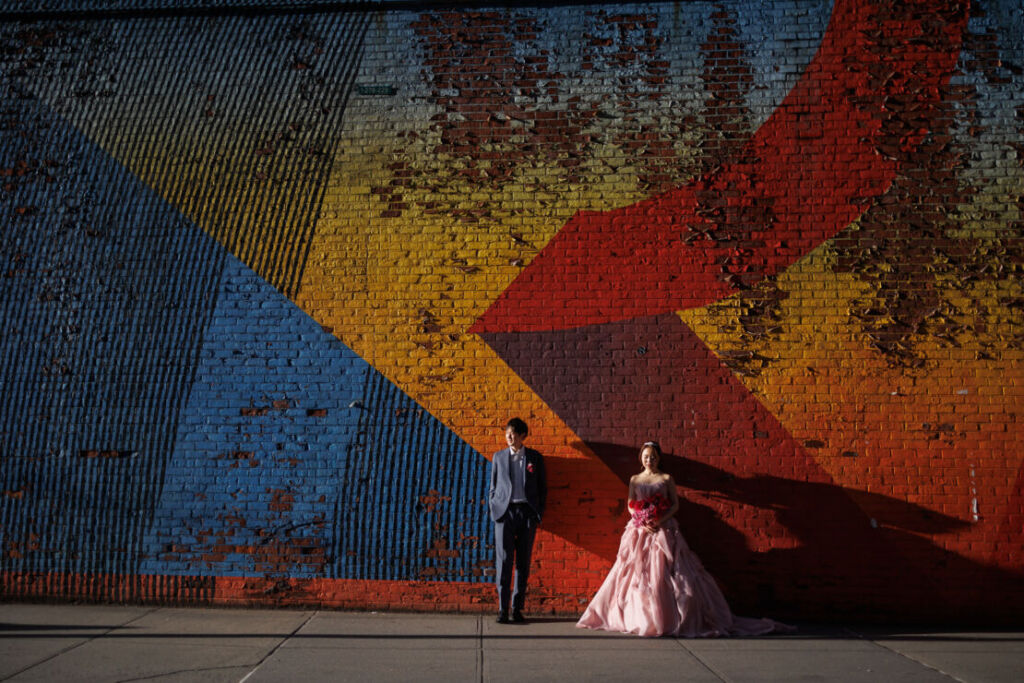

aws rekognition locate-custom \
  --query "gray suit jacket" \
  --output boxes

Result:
[488,446,547,523]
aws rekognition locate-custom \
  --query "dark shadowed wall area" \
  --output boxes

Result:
[1,0,1022,623]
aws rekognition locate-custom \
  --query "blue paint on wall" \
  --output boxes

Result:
[137,256,491,582]
[1,9,489,586]
[0,94,226,578]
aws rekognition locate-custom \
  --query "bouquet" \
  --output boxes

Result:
[628,494,670,530]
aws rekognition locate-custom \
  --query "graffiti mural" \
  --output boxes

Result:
[1,0,1022,620]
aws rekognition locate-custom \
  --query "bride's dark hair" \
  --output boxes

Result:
[640,441,663,460]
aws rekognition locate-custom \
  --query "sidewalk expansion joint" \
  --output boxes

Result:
[116,664,252,682]
[476,615,484,683]
[238,609,318,683]
[675,639,730,682]
[844,628,967,683]
[1,606,161,682]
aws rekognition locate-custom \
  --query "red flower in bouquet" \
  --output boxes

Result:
[629,494,670,530]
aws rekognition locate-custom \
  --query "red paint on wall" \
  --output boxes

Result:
[0,571,582,614]
[470,0,969,334]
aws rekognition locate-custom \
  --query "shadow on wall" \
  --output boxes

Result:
[588,439,1024,624]
[482,311,1024,623]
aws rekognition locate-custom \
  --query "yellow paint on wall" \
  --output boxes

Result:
[295,107,652,559]
[293,78,687,458]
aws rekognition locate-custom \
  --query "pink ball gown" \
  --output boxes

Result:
[576,480,791,638]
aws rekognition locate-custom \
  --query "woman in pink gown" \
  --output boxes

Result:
[577,441,792,638]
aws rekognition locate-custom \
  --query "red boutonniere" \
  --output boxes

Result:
[527,463,535,473]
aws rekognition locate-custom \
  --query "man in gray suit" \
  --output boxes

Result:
[489,417,547,623]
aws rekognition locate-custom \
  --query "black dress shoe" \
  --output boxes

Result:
[496,612,509,624]
[511,610,525,623]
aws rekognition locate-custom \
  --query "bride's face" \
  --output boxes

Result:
[641,446,658,471]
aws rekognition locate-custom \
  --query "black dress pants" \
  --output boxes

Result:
[494,502,538,614]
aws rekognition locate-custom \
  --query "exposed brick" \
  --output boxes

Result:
[0,0,1021,625]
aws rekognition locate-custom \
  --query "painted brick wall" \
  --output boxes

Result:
[1,0,1022,623]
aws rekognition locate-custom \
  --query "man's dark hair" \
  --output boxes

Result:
[506,417,528,437]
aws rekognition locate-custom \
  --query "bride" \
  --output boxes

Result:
[577,441,792,637]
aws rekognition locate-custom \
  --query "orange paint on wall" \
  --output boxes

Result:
[682,246,1024,569]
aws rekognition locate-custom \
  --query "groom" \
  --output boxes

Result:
[489,417,547,623]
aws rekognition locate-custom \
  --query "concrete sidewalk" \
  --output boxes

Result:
[1,603,1022,682]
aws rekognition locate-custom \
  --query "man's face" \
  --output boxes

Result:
[505,426,524,450]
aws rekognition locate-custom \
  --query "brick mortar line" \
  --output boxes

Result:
[0,606,161,682]
[0,0,689,22]
[0,2,373,21]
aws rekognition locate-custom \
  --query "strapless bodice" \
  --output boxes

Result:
[633,479,670,501]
